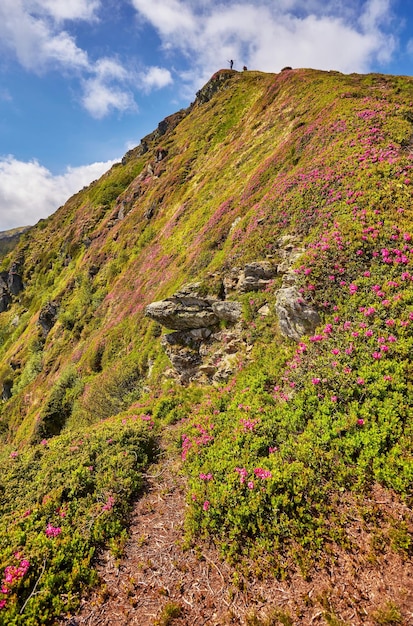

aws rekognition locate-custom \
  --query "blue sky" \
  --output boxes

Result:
[0,0,413,230]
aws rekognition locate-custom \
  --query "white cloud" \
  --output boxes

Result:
[94,58,130,81]
[81,77,136,118]
[0,156,117,231]
[131,0,196,35]
[130,0,397,92]
[141,66,173,91]
[0,0,89,72]
[27,0,101,22]
[0,0,137,117]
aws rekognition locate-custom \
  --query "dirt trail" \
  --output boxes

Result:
[68,451,413,626]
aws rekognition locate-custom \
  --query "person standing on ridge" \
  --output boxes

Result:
[228,59,234,69]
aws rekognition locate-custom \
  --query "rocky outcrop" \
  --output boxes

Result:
[8,261,24,296]
[275,235,305,274]
[145,282,241,331]
[146,283,243,382]
[275,286,320,341]
[38,302,58,336]
[146,241,322,379]
[161,328,212,383]
[2,380,12,401]
[195,70,236,105]
[0,274,12,313]
[236,261,278,292]
[145,297,219,331]
[0,260,24,313]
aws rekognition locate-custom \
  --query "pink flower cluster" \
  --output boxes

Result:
[240,418,259,432]
[45,524,62,538]
[181,434,192,461]
[139,414,154,429]
[253,468,272,479]
[0,557,30,610]
[199,472,213,481]
[102,495,115,512]
[235,467,248,484]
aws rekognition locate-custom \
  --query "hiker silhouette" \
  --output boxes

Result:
[228,59,234,69]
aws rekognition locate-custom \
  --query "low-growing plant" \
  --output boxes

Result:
[0,416,156,623]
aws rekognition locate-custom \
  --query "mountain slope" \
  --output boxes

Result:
[0,68,412,624]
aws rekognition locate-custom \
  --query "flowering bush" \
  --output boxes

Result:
[0,418,155,622]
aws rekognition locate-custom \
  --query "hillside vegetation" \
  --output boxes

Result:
[0,68,412,624]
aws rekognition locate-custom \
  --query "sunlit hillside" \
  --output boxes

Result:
[0,68,412,625]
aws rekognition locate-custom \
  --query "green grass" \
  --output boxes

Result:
[0,67,412,622]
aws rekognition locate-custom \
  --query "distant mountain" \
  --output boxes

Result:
[0,225,31,257]
[0,69,412,624]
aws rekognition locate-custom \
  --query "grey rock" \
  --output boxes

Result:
[237,261,278,292]
[212,300,242,323]
[2,380,12,401]
[195,70,235,105]
[275,235,304,274]
[161,330,206,382]
[8,273,23,296]
[8,262,24,296]
[0,275,11,313]
[258,304,271,317]
[145,297,219,330]
[275,286,320,341]
[38,302,58,336]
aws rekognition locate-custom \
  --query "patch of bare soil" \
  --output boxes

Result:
[67,452,413,626]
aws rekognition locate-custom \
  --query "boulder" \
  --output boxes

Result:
[38,301,58,336]
[2,380,12,401]
[161,329,212,382]
[0,275,11,313]
[146,283,243,381]
[8,262,24,296]
[275,286,320,341]
[145,297,219,330]
[276,236,305,274]
[237,261,277,292]
[212,300,242,323]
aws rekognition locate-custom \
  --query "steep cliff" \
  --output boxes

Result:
[0,68,412,624]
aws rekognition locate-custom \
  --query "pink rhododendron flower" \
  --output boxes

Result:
[102,496,115,512]
[235,467,248,484]
[254,468,272,479]
[203,500,210,511]
[45,524,61,538]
